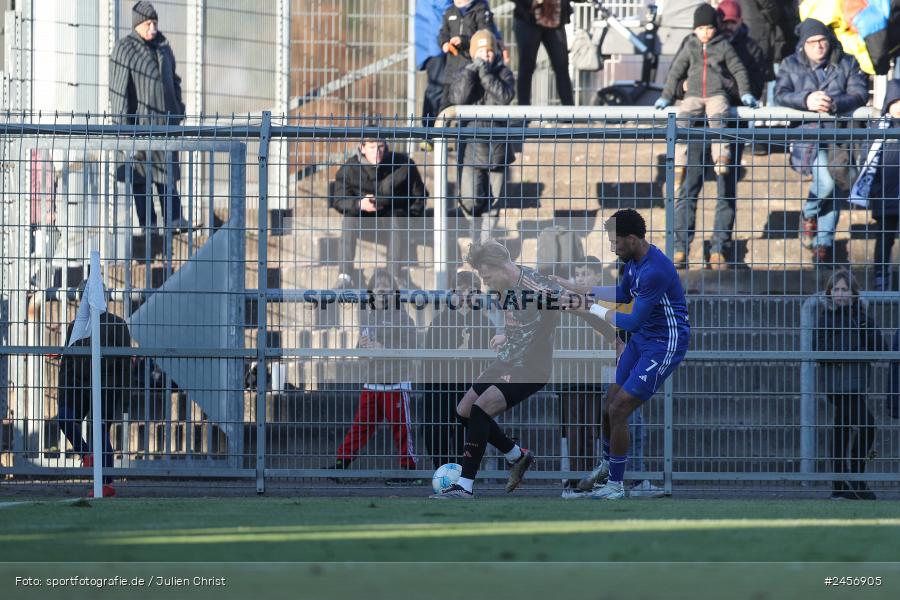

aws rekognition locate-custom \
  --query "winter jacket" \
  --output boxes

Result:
[448,56,517,169]
[329,151,427,217]
[109,31,185,184]
[358,305,417,386]
[59,313,133,413]
[672,23,773,102]
[438,1,499,82]
[662,33,752,102]
[739,0,797,64]
[416,0,453,69]
[512,0,572,26]
[814,301,884,395]
[866,79,900,220]
[774,30,869,117]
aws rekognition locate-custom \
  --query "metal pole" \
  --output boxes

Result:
[663,111,677,495]
[799,295,819,480]
[406,0,417,154]
[256,113,272,494]
[88,251,104,499]
[433,136,448,290]
[228,143,247,467]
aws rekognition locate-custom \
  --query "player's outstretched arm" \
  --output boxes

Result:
[602,270,671,332]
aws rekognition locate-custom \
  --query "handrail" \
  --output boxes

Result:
[447,105,877,120]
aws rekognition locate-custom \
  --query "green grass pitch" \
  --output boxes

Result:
[1,497,899,599]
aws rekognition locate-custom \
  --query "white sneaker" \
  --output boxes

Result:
[560,485,587,500]
[430,483,474,500]
[588,480,626,500]
[628,480,665,498]
[577,460,609,492]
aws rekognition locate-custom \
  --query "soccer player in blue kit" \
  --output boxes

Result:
[559,209,690,500]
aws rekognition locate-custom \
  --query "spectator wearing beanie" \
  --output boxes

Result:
[656,3,758,265]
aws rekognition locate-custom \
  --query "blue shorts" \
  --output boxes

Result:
[615,337,687,402]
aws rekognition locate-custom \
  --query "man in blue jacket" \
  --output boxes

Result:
[775,19,869,264]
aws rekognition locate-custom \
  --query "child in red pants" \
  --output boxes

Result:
[331,270,419,485]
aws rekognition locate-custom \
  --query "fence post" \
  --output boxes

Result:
[799,295,819,481]
[256,112,272,494]
[663,111,677,495]
[406,0,417,155]
[433,136,449,290]
[227,143,247,471]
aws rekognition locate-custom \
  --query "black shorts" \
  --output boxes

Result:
[472,362,547,409]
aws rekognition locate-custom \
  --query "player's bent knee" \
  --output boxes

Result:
[607,399,633,425]
[474,389,506,417]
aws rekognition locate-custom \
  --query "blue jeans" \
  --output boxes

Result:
[803,149,839,248]
[674,139,744,256]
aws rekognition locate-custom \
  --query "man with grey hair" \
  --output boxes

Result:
[110,1,189,231]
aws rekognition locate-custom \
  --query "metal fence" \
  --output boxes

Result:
[1,109,899,498]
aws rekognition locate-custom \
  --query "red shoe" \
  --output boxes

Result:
[81,455,94,468]
[88,485,116,498]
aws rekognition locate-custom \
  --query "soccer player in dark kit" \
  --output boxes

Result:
[431,239,565,499]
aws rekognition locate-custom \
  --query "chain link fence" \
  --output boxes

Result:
[1,109,898,497]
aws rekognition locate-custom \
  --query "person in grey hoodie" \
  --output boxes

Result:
[656,4,758,185]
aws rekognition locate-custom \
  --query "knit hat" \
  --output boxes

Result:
[693,4,718,28]
[716,0,741,22]
[132,1,158,28]
[470,29,496,54]
[797,19,830,45]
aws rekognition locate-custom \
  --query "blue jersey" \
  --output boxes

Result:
[592,245,690,348]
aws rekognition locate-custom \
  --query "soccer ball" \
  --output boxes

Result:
[432,463,462,494]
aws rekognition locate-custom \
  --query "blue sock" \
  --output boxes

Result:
[601,438,610,463]
[608,454,627,483]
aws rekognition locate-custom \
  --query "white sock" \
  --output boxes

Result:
[505,445,522,463]
[457,477,474,493]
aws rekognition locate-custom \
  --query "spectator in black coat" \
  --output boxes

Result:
[814,270,884,500]
[738,0,798,66]
[109,2,188,230]
[329,139,428,288]
[512,0,574,105]
[438,0,502,109]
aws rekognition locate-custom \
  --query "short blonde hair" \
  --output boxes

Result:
[465,239,512,271]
